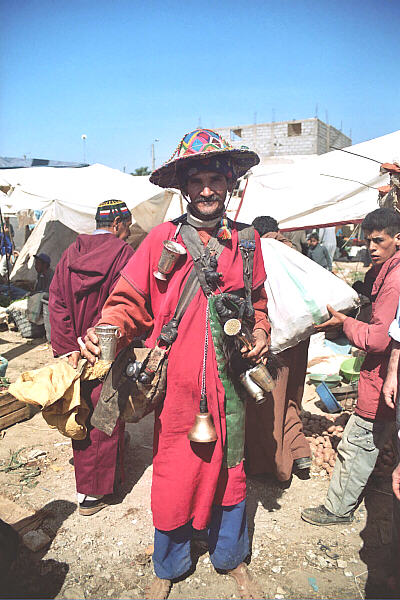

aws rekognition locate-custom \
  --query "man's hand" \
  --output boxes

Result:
[383,342,400,409]
[314,304,347,332]
[67,351,80,369]
[383,371,398,409]
[393,462,400,501]
[242,328,269,363]
[81,327,101,365]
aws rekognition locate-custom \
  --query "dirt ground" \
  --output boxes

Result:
[0,328,397,600]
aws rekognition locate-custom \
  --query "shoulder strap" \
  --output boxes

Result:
[157,224,226,346]
[238,225,256,317]
[180,224,226,296]
[159,223,256,346]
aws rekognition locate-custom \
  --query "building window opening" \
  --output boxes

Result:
[288,122,302,136]
[230,128,242,141]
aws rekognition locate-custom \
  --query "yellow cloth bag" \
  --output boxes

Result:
[9,360,111,440]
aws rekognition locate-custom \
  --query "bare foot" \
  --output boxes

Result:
[227,562,264,599]
[145,576,171,600]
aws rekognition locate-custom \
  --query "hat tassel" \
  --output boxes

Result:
[217,213,232,240]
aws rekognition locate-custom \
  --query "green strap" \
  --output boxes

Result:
[208,296,246,468]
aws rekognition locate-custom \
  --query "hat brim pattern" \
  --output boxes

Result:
[150,148,259,189]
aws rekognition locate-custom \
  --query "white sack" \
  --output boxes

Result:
[262,238,359,353]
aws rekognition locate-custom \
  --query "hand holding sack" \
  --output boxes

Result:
[261,238,360,353]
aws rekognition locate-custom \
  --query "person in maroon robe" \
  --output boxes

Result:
[49,199,134,516]
[82,129,270,599]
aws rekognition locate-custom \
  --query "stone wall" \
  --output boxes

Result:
[215,118,351,158]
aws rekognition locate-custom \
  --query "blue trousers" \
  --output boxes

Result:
[153,499,249,580]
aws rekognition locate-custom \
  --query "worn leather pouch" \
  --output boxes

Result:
[91,344,168,436]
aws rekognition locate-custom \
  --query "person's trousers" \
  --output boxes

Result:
[153,499,249,580]
[392,407,400,575]
[325,413,392,517]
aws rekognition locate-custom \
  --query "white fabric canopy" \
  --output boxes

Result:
[0,163,183,283]
[0,163,177,233]
[236,131,399,229]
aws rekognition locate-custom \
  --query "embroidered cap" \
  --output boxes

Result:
[95,199,131,223]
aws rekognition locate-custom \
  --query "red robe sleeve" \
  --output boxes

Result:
[97,275,154,346]
[252,286,271,344]
[343,279,400,354]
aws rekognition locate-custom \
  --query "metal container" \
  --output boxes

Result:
[154,240,186,281]
[248,363,276,393]
[94,324,120,361]
[239,370,266,404]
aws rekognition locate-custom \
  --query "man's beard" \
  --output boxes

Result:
[188,194,224,221]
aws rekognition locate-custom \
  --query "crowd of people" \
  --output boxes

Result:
[27,127,399,598]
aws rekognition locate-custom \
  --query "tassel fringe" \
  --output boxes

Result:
[217,214,232,240]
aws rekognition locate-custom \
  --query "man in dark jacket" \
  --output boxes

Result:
[49,200,134,516]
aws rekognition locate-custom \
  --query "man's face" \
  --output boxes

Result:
[308,237,318,248]
[113,217,132,241]
[364,229,400,265]
[34,259,48,274]
[186,171,229,220]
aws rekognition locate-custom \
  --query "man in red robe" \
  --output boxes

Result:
[83,129,270,599]
[49,199,134,516]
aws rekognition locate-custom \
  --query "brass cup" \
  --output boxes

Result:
[187,413,218,443]
[248,363,275,393]
[154,240,186,281]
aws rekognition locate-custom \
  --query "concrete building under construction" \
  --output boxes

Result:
[215,117,351,160]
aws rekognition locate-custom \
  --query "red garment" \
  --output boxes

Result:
[100,278,269,346]
[49,232,134,495]
[100,221,268,531]
[343,250,400,421]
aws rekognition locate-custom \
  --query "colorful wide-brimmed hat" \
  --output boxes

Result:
[150,128,259,189]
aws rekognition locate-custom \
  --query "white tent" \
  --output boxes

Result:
[236,130,399,229]
[0,163,181,282]
[0,163,178,232]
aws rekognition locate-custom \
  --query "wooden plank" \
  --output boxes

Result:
[0,395,17,409]
[0,405,30,430]
[0,398,26,417]
[0,392,16,407]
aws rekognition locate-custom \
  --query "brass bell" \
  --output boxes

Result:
[187,394,217,443]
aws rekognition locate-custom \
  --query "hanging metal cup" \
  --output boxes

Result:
[154,240,186,281]
[94,324,120,361]
[239,370,266,404]
[248,363,276,393]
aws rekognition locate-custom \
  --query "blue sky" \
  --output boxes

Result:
[1,0,400,172]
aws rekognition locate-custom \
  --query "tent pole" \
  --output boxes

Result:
[330,146,382,165]
[234,178,249,222]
